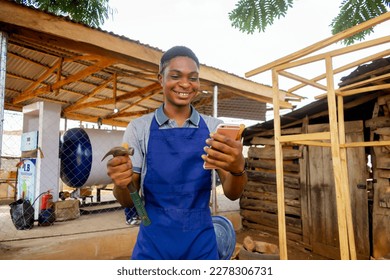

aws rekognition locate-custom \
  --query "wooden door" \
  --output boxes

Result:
[307,121,370,259]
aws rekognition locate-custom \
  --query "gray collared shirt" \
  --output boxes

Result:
[122,105,223,189]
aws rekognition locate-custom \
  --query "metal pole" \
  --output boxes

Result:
[0,32,8,163]
[212,85,218,214]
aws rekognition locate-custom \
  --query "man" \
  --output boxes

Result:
[107,46,247,259]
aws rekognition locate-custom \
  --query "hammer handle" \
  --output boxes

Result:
[122,143,151,226]
[129,189,151,226]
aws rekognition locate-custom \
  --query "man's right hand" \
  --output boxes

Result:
[107,155,133,189]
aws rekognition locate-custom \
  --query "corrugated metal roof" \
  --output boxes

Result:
[0,1,280,126]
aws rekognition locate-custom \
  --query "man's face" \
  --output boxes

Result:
[158,56,200,108]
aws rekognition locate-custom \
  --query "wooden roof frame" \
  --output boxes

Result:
[245,12,390,260]
[0,0,293,127]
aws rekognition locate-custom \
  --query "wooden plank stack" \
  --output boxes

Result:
[368,93,390,259]
[241,141,303,242]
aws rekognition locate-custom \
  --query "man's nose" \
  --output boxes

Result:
[178,78,190,88]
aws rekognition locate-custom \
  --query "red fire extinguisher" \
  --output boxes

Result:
[39,190,55,226]
[41,191,53,210]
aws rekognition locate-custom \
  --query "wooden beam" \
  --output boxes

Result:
[279,70,327,91]
[64,83,161,110]
[200,65,285,103]
[276,36,390,73]
[7,52,129,103]
[0,1,162,69]
[63,111,129,127]
[341,140,390,148]
[227,89,293,109]
[276,126,390,148]
[54,57,63,96]
[315,83,390,100]
[245,12,390,77]
[338,83,390,97]
[338,72,390,91]
[13,58,114,104]
[104,109,155,119]
[279,132,330,143]
[115,82,161,103]
[284,140,331,147]
[63,76,115,113]
[272,69,288,260]
[337,94,357,260]
[105,90,161,119]
[113,73,117,111]
[22,59,61,93]
[325,56,351,259]
[285,90,306,100]
[290,48,390,94]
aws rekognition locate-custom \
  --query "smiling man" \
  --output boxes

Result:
[106,46,247,260]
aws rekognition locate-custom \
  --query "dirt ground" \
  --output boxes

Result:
[0,228,329,260]
[0,187,329,260]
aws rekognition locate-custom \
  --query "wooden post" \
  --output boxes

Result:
[337,94,357,259]
[272,69,288,260]
[325,56,350,259]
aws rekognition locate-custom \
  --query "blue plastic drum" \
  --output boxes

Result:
[212,215,236,260]
[60,128,92,188]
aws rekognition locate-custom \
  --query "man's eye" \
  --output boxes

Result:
[189,77,199,81]
[170,75,179,79]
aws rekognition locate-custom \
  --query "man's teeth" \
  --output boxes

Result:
[178,92,189,97]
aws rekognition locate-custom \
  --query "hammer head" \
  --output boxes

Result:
[101,146,135,162]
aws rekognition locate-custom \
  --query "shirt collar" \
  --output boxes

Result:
[155,105,200,126]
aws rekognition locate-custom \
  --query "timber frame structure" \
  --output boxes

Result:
[245,12,390,260]
[0,0,293,127]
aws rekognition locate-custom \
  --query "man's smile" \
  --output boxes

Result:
[174,90,191,97]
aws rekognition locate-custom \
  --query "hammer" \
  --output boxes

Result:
[102,143,151,226]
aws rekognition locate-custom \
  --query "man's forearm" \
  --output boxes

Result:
[113,185,134,207]
[219,169,247,200]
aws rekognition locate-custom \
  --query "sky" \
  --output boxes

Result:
[102,0,390,114]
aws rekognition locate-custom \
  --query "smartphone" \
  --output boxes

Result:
[203,123,245,170]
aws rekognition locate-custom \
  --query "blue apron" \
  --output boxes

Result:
[131,116,218,260]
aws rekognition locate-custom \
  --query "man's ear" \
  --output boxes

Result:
[157,73,163,85]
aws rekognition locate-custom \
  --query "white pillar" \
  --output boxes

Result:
[0,32,8,160]
[22,101,61,218]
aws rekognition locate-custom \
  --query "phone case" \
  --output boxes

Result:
[203,124,245,169]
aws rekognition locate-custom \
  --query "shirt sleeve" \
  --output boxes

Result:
[122,121,143,174]
[200,114,224,133]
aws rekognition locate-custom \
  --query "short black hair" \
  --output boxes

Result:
[159,46,200,74]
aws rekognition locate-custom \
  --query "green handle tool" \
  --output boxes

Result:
[102,144,151,226]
